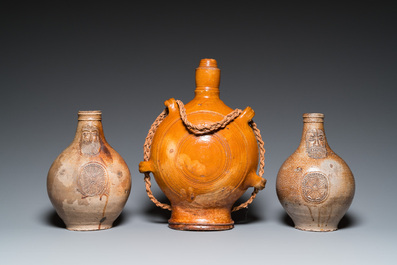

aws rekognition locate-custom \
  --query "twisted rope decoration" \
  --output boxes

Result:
[143,109,172,211]
[176,100,243,134]
[143,100,266,212]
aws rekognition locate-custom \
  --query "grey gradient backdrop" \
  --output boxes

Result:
[1,2,396,264]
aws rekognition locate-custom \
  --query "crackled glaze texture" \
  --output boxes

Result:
[276,113,355,232]
[47,111,131,231]
[139,59,266,231]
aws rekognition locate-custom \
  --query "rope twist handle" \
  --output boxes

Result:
[143,100,266,212]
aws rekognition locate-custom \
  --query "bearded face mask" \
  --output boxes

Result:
[305,129,327,159]
[80,125,101,156]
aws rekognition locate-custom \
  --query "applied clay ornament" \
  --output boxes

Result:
[47,111,131,231]
[276,113,355,232]
[139,58,266,231]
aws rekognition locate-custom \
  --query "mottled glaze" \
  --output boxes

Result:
[47,111,131,231]
[139,59,266,231]
[276,113,355,231]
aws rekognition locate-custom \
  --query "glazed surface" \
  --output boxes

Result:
[139,59,265,230]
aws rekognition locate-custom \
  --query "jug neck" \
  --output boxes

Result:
[298,113,329,159]
[194,58,221,100]
[74,111,106,155]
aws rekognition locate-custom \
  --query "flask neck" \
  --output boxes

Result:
[194,87,220,99]
[194,58,221,100]
[298,113,329,159]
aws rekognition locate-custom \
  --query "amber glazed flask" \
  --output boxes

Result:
[139,59,266,231]
[276,113,355,231]
[47,111,131,231]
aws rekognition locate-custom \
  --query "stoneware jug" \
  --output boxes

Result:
[139,59,266,231]
[47,111,131,231]
[276,113,355,231]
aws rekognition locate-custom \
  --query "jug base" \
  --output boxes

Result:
[295,225,337,232]
[66,224,112,231]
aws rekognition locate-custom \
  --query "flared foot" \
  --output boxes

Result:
[168,222,234,231]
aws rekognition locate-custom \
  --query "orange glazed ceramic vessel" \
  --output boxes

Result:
[139,59,266,231]
[47,111,131,231]
[276,113,355,231]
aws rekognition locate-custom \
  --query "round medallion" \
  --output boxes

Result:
[77,162,108,197]
[302,172,329,203]
[176,133,231,185]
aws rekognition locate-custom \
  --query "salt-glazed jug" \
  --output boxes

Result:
[276,113,355,231]
[139,59,266,231]
[47,111,131,231]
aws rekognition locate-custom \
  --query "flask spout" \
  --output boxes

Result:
[195,58,221,90]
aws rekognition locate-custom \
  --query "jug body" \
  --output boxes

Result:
[276,113,355,231]
[47,111,131,231]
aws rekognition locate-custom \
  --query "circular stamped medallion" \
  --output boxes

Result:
[77,162,108,197]
[302,172,329,203]
[176,133,231,185]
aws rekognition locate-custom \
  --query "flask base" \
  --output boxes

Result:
[168,206,234,231]
[168,222,234,231]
